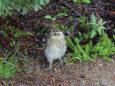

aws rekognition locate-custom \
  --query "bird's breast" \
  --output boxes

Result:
[45,44,65,59]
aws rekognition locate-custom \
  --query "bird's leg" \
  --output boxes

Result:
[59,58,64,70]
[44,60,53,71]
[49,60,53,71]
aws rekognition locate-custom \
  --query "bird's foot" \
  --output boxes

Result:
[44,67,52,72]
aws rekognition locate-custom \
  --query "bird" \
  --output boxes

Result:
[45,29,66,71]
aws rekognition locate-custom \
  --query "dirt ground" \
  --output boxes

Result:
[0,56,115,86]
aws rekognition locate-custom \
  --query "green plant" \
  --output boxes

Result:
[0,49,21,78]
[45,13,67,21]
[73,0,91,3]
[45,13,72,34]
[73,0,91,6]
[92,31,115,59]
[89,14,106,38]
[77,16,90,29]
[53,24,74,34]
[0,26,35,78]
[0,0,50,16]
[4,25,32,38]
[65,36,95,62]
[65,30,115,62]
[0,25,32,47]
[77,14,106,42]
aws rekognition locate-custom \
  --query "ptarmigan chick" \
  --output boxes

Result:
[45,29,66,70]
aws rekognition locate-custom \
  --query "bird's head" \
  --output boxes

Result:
[49,29,65,39]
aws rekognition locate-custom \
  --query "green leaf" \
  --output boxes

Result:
[97,27,102,35]
[113,35,115,39]
[45,15,53,20]
[77,16,86,23]
[83,56,95,62]
[65,36,76,50]
[55,13,67,17]
[103,57,114,62]
[14,32,32,38]
[74,56,82,62]
[90,31,96,38]
[82,0,91,3]
[33,4,39,11]
[73,0,78,3]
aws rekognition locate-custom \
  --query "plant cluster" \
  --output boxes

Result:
[0,25,33,78]
[66,36,95,62]
[77,14,106,42]
[65,14,114,62]
[66,30,114,62]
[45,13,67,21]
[0,0,50,16]
[45,13,74,34]
[0,49,21,78]
[53,24,74,34]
